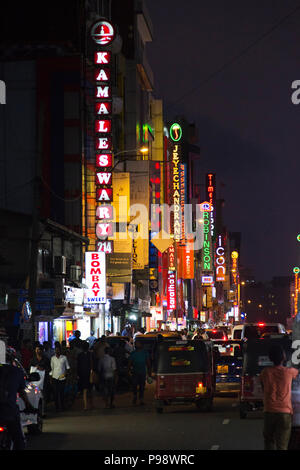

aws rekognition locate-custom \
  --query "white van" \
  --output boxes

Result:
[232,322,286,340]
[231,325,243,339]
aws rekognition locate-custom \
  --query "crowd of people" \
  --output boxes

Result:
[14,327,154,413]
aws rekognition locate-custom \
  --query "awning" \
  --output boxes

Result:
[35,313,62,322]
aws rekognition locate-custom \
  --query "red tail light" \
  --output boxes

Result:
[0,427,5,432]
[258,323,265,327]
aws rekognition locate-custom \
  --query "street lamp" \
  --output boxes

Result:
[114,146,149,157]
[112,147,150,171]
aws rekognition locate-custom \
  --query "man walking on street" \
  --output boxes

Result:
[98,347,117,409]
[50,344,70,412]
[260,344,298,450]
[129,340,151,406]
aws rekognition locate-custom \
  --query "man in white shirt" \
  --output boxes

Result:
[50,344,70,412]
[98,347,116,409]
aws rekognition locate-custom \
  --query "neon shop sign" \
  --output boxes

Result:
[91,20,115,254]
[206,173,215,238]
[216,235,226,282]
[202,210,211,271]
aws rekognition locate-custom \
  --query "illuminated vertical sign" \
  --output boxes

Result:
[180,163,186,240]
[168,244,175,271]
[293,267,300,316]
[206,173,216,238]
[202,210,212,272]
[169,123,182,242]
[231,251,238,286]
[167,271,177,310]
[172,144,181,242]
[91,20,115,253]
[84,252,106,304]
[215,235,226,281]
[179,243,194,279]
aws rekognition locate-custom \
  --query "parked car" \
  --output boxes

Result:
[4,344,43,435]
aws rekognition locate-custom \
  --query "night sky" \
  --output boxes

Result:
[146,0,300,282]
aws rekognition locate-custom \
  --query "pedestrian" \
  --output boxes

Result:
[77,341,94,411]
[121,325,131,338]
[30,344,50,416]
[50,344,70,412]
[92,337,109,393]
[86,330,97,349]
[67,330,76,344]
[181,328,188,340]
[69,330,84,351]
[61,340,68,356]
[133,327,144,340]
[113,340,130,390]
[20,339,33,373]
[98,347,117,409]
[260,344,298,450]
[65,340,79,397]
[43,341,54,361]
[30,344,50,382]
[93,336,109,363]
[128,340,151,406]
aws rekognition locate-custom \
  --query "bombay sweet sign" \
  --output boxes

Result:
[84,252,106,304]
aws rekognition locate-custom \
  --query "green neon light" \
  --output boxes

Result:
[170,123,182,142]
[293,267,300,274]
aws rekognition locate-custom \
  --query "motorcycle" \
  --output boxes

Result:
[0,424,13,450]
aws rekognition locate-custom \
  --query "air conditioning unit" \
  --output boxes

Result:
[70,265,81,282]
[54,256,66,275]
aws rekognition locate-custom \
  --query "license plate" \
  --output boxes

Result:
[217,365,228,374]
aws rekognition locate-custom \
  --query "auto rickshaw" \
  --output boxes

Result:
[135,332,182,371]
[153,338,216,413]
[213,339,243,394]
[239,334,292,419]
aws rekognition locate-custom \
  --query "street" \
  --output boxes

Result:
[25,384,264,451]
